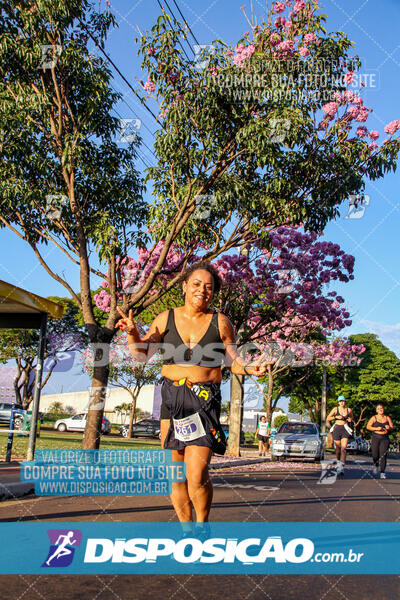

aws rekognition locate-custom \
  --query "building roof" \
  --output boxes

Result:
[0,280,64,327]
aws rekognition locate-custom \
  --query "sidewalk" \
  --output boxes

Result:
[0,462,34,501]
[0,451,269,501]
[209,450,269,470]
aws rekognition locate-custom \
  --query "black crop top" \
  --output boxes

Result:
[160,309,225,367]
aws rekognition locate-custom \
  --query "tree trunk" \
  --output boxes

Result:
[265,367,274,425]
[82,339,110,449]
[82,363,109,449]
[226,373,244,457]
[128,391,140,438]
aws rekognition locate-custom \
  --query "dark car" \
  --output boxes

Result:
[221,424,245,445]
[0,402,25,428]
[119,419,161,439]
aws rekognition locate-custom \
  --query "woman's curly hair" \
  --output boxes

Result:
[181,261,221,295]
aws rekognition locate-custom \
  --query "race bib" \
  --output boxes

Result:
[173,412,206,442]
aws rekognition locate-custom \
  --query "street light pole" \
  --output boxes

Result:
[27,312,47,461]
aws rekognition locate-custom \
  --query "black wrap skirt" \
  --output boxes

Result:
[161,376,226,455]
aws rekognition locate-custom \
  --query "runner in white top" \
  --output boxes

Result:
[256,416,270,456]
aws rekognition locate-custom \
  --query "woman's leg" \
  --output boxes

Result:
[379,437,390,473]
[340,438,348,463]
[168,449,193,522]
[334,440,341,460]
[184,445,213,522]
[371,435,380,467]
[161,419,193,522]
[160,418,172,449]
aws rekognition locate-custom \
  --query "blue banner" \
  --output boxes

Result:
[0,523,398,574]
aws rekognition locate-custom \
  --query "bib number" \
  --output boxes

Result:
[173,412,205,442]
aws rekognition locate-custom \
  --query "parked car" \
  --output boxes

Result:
[119,419,161,439]
[270,421,324,462]
[0,402,25,428]
[346,437,358,453]
[221,424,245,445]
[54,413,111,434]
[354,436,369,454]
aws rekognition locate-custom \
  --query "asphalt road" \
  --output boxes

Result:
[0,456,398,599]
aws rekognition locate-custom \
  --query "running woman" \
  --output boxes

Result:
[256,416,269,456]
[116,261,269,530]
[367,404,394,479]
[327,395,354,475]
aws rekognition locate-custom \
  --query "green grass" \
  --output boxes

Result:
[0,426,160,460]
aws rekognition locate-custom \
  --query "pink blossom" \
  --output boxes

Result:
[344,71,354,84]
[143,77,156,93]
[277,39,294,52]
[356,109,369,122]
[369,130,379,140]
[233,42,255,66]
[352,95,364,105]
[269,33,281,46]
[303,32,316,45]
[384,120,400,135]
[299,46,309,57]
[274,16,286,28]
[274,1,286,13]
[147,47,156,56]
[294,1,305,12]
[346,106,359,119]
[368,142,378,150]
[226,49,234,57]
[322,101,338,117]
[356,126,368,137]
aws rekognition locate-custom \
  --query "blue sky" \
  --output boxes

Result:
[1,0,400,398]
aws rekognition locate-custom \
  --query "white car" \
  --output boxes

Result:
[270,421,324,462]
[54,413,111,434]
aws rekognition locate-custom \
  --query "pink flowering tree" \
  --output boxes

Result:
[138,2,400,241]
[212,226,365,431]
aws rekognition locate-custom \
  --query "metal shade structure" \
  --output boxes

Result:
[0,280,64,460]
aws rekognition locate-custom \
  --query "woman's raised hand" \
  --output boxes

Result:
[246,353,274,377]
[115,307,137,335]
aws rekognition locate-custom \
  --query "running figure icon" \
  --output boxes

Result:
[45,531,77,566]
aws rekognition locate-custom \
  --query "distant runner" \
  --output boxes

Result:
[367,403,394,479]
[256,416,270,456]
[327,395,354,476]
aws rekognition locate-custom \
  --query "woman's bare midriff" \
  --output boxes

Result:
[161,364,222,383]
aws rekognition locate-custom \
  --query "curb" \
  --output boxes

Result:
[0,481,34,501]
